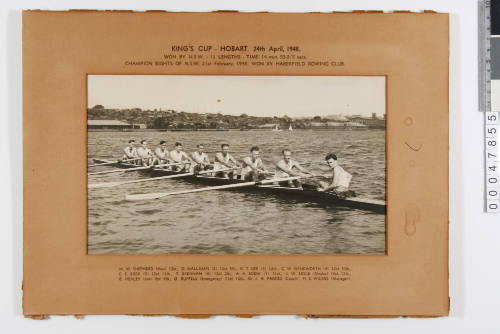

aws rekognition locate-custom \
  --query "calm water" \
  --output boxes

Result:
[87,129,386,254]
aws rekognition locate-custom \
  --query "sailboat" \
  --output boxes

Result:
[272,124,282,132]
[288,124,293,131]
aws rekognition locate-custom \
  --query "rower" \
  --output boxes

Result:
[191,144,212,173]
[136,140,154,166]
[275,149,315,189]
[122,139,139,164]
[241,146,269,181]
[317,153,354,197]
[153,140,170,166]
[214,144,242,179]
[169,142,194,172]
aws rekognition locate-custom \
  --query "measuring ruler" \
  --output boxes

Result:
[479,0,500,212]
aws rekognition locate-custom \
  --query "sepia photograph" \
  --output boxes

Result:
[87,75,386,255]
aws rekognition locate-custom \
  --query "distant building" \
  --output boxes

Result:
[343,121,367,127]
[87,120,132,130]
[346,113,385,129]
[326,121,366,128]
[325,114,348,122]
[132,123,147,129]
[310,122,327,128]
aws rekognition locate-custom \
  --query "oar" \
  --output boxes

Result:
[87,162,183,176]
[125,176,303,201]
[88,167,240,189]
[87,158,139,168]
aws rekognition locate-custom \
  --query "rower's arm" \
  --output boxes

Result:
[215,154,231,168]
[276,160,301,176]
[257,160,271,173]
[184,152,196,163]
[294,163,314,175]
[242,157,259,171]
[191,152,204,164]
[228,155,242,167]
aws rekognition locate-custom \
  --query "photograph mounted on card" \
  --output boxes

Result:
[23,11,448,317]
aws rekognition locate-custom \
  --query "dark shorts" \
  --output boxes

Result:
[243,173,267,181]
[171,165,186,172]
[194,165,213,173]
[216,170,237,178]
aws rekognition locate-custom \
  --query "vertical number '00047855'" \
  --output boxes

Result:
[485,111,500,212]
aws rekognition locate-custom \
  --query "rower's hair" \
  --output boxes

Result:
[128,140,135,143]
[282,149,291,155]
[175,142,182,147]
[160,140,166,145]
[250,146,259,152]
[221,144,229,149]
[325,153,338,161]
[140,140,146,144]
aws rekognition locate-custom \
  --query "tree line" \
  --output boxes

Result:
[88,105,333,130]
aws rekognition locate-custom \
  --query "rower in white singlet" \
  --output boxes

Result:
[214,144,241,179]
[122,139,139,164]
[169,142,194,172]
[153,140,169,166]
[275,149,315,189]
[191,144,212,173]
[136,140,154,166]
[241,146,269,181]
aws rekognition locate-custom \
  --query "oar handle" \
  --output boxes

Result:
[258,176,302,185]
[195,167,241,175]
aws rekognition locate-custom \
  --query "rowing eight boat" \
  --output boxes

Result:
[90,159,386,214]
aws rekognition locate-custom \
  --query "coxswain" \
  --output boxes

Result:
[191,144,212,173]
[136,140,154,166]
[122,139,139,164]
[241,146,269,181]
[275,149,315,189]
[317,153,353,196]
[169,142,194,172]
[153,140,170,166]
[214,144,242,179]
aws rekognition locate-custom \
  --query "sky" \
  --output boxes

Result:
[87,75,386,118]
